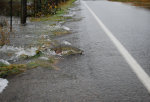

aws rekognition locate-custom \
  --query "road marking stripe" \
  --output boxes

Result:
[82,1,150,93]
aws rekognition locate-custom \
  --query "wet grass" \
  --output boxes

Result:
[26,56,58,70]
[0,56,57,78]
[20,50,43,60]
[30,0,76,22]
[52,45,83,55]
[109,0,150,9]
[52,30,72,36]
[0,64,26,78]
[0,20,11,46]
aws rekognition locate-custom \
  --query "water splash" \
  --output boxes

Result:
[48,24,71,32]
[43,49,62,56]
[16,47,38,57]
[0,45,38,60]
[62,26,71,31]
[63,12,76,17]
[0,45,23,53]
[62,40,72,45]
[0,78,8,93]
[0,59,10,65]
[39,57,49,60]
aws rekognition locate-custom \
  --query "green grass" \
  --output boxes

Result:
[109,0,150,8]
[30,0,76,22]
[27,57,56,69]
[0,57,56,78]
[0,64,26,78]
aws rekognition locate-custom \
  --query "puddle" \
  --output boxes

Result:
[0,78,8,93]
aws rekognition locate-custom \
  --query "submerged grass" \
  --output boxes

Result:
[19,50,43,60]
[0,57,57,78]
[52,45,83,55]
[27,57,57,69]
[52,30,72,36]
[0,64,26,78]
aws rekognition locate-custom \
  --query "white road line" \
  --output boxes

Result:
[82,1,150,93]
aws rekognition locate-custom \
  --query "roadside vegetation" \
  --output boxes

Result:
[110,0,150,2]
[30,0,76,22]
[110,0,150,9]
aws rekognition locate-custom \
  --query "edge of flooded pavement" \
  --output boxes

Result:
[0,0,83,94]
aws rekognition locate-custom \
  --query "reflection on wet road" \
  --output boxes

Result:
[1,0,150,101]
[83,0,150,93]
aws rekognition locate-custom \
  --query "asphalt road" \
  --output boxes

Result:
[1,0,150,102]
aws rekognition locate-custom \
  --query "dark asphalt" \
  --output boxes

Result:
[1,0,150,102]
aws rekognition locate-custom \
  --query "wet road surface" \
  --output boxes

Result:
[1,0,150,101]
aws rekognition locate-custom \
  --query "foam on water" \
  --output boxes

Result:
[0,45,23,53]
[48,24,71,32]
[39,57,49,60]
[16,47,38,57]
[0,59,10,65]
[0,45,38,58]
[0,78,9,93]
[62,26,71,31]
[63,12,76,17]
[62,40,72,45]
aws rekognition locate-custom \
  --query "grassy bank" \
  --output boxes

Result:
[110,0,150,2]
[110,0,150,9]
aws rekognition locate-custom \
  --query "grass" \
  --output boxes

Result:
[19,50,43,60]
[27,57,57,69]
[0,64,26,78]
[52,45,83,55]
[52,30,72,36]
[110,0,150,2]
[30,0,76,22]
[0,57,57,78]
[109,0,150,8]
[0,21,10,46]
